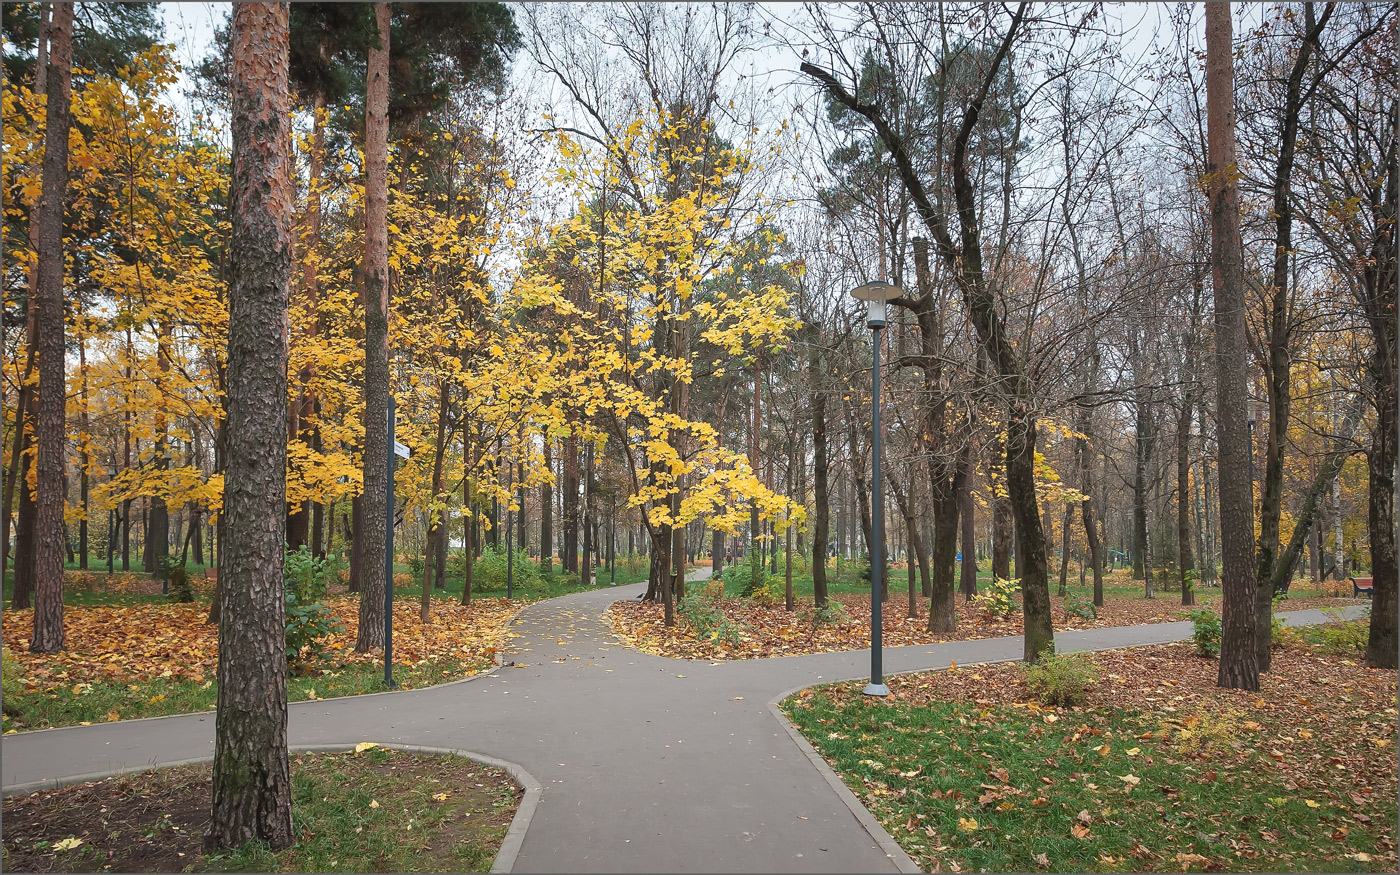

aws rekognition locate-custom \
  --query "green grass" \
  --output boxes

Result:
[207,748,517,873]
[782,690,1393,872]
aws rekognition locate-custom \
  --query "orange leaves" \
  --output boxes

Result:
[2,596,518,693]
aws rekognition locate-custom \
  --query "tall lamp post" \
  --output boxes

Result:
[851,280,903,697]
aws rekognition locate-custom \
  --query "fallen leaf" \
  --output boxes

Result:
[1070,823,1091,839]
[957,817,978,832]
[354,742,378,754]
[53,837,84,852]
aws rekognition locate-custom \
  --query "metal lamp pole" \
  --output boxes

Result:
[385,394,397,689]
[851,281,902,697]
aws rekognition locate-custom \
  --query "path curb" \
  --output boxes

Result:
[2,742,542,874]
[767,690,922,874]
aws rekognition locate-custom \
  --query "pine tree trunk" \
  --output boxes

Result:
[206,2,294,851]
[1205,0,1260,691]
[31,1,74,653]
[355,3,391,653]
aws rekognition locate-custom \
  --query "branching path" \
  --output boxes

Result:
[1,576,1368,873]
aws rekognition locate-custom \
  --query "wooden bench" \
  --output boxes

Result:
[1351,576,1373,599]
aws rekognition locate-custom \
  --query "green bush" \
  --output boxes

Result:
[1314,610,1368,654]
[807,599,852,630]
[678,588,745,648]
[460,546,541,592]
[750,578,782,605]
[1021,650,1098,707]
[408,555,426,578]
[1063,591,1097,621]
[1183,608,1221,657]
[974,576,1019,619]
[284,547,342,672]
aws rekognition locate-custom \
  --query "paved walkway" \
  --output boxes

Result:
[1,582,1367,873]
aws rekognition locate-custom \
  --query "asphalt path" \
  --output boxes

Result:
[1,579,1368,873]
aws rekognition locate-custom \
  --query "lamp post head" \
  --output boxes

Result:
[850,281,903,330]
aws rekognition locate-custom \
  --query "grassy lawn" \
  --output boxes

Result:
[781,628,1398,873]
[0,746,520,873]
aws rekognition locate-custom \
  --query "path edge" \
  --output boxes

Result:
[1,742,543,875]
[767,689,922,874]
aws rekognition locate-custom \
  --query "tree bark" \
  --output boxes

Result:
[540,434,552,577]
[810,347,830,608]
[421,380,450,621]
[206,2,295,851]
[1206,0,1260,691]
[959,461,977,600]
[354,3,390,653]
[1177,397,1196,606]
[1362,100,1397,669]
[1,1,47,589]
[31,0,74,654]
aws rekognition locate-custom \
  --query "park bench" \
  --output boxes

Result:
[1350,576,1373,599]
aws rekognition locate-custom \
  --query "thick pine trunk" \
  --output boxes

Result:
[207,2,294,851]
[31,1,74,653]
[1206,1,1260,691]
[355,3,391,653]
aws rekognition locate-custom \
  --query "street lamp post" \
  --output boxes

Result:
[851,280,903,698]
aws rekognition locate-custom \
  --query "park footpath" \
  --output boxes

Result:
[1,574,1369,873]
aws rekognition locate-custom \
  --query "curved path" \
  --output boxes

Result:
[1,582,1366,873]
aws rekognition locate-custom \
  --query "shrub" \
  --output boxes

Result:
[678,588,745,648]
[1183,608,1221,657]
[1063,592,1097,621]
[408,555,425,578]
[168,565,194,603]
[807,600,852,630]
[1314,611,1368,654]
[283,547,342,672]
[750,578,782,606]
[974,576,1019,620]
[461,546,541,593]
[1021,650,1098,707]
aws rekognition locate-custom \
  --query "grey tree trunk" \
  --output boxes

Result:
[1206,0,1260,691]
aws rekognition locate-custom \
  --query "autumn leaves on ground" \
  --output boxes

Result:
[2,583,517,731]
[608,567,1361,661]
[783,637,1398,874]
